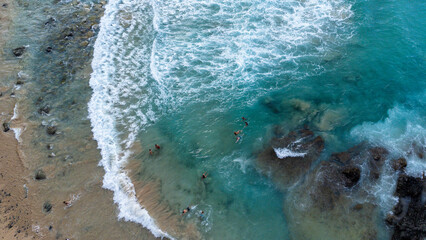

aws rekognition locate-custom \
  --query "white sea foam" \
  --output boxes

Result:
[88,0,171,238]
[351,105,426,211]
[11,127,22,143]
[11,103,18,120]
[274,147,307,159]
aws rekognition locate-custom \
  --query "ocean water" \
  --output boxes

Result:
[89,0,425,239]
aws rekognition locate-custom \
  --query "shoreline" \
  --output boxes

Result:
[1,1,160,239]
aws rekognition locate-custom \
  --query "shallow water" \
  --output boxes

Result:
[89,0,425,239]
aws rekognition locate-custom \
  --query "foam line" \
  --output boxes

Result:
[88,0,172,238]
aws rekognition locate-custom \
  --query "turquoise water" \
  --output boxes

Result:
[89,0,425,239]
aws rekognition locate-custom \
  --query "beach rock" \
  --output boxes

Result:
[3,122,10,132]
[35,169,46,180]
[370,147,388,161]
[16,80,24,85]
[45,46,53,53]
[257,127,324,187]
[392,158,407,171]
[395,174,422,198]
[46,126,57,135]
[331,143,364,165]
[44,17,55,26]
[12,47,25,57]
[43,201,52,213]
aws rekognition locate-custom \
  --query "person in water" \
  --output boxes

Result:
[245,121,249,127]
[155,144,160,149]
[149,149,153,155]
[199,211,205,220]
[182,206,191,215]
[63,201,70,206]
[242,117,247,121]
[236,136,241,143]
[234,130,242,135]
[202,172,208,179]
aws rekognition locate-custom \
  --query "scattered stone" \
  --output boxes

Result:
[2,3,8,8]
[43,202,52,213]
[369,147,388,161]
[34,169,46,180]
[16,80,24,85]
[47,144,53,150]
[48,153,56,158]
[3,122,10,132]
[45,46,53,53]
[12,47,26,57]
[46,126,57,135]
[44,17,55,26]
[392,158,407,171]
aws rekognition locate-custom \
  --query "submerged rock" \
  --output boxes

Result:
[341,166,361,187]
[395,174,423,198]
[257,127,324,187]
[12,47,26,57]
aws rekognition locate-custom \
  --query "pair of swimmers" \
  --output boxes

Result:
[182,207,205,220]
[149,144,161,155]
[234,117,249,143]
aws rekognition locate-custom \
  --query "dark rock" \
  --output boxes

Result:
[3,122,10,132]
[392,158,407,171]
[34,169,46,180]
[38,106,50,114]
[43,202,52,213]
[45,47,53,53]
[257,127,324,187]
[395,174,422,198]
[2,3,8,8]
[12,47,25,57]
[389,174,425,240]
[386,213,397,225]
[342,166,361,187]
[16,80,24,85]
[393,200,403,216]
[46,126,57,135]
[353,203,363,211]
[369,147,388,161]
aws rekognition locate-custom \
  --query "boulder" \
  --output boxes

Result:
[12,47,25,57]
[38,106,51,114]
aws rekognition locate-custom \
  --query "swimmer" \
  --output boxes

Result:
[236,136,241,143]
[242,117,247,121]
[149,149,153,155]
[234,130,242,135]
[199,211,205,220]
[63,201,71,206]
[202,172,208,179]
[155,144,160,150]
[245,121,248,127]
[182,206,191,215]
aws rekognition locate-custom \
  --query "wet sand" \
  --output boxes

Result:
[0,1,160,239]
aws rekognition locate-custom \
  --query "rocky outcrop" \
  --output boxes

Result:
[257,127,324,187]
[387,174,425,240]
